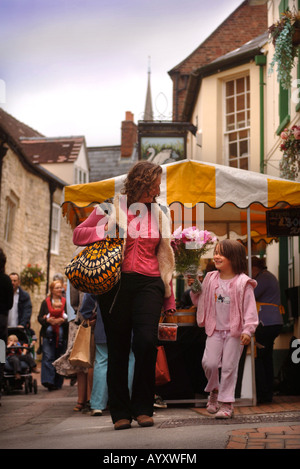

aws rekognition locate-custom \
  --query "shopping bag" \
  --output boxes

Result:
[69,321,93,368]
[155,345,171,386]
[65,236,124,295]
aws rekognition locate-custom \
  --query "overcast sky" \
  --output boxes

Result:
[0,0,243,147]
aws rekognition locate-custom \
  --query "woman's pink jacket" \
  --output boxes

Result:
[73,196,176,312]
[191,270,258,338]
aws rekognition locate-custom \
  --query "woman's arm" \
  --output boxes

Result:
[73,207,108,246]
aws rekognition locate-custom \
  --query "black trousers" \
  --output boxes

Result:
[255,323,282,403]
[97,273,165,423]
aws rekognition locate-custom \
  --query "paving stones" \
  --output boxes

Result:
[227,425,300,449]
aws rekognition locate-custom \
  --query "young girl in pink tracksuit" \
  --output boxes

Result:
[192,239,258,419]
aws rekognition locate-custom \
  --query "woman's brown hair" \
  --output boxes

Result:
[49,280,63,295]
[214,239,247,274]
[121,161,162,206]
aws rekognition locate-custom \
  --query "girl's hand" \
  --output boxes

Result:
[240,333,251,346]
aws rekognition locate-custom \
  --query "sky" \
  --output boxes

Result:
[0,0,243,147]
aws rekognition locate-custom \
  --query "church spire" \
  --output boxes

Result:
[143,56,153,121]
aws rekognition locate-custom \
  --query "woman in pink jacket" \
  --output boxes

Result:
[192,239,258,419]
[73,161,175,430]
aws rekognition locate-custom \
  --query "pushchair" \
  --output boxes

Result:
[2,326,38,395]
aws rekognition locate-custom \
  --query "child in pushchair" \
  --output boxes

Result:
[3,327,38,394]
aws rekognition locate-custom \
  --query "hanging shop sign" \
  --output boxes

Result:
[266,207,300,237]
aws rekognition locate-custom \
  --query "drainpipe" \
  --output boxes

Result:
[255,55,267,261]
[255,55,267,174]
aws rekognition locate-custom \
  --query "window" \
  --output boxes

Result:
[224,75,250,170]
[74,166,88,184]
[4,192,19,242]
[51,203,61,254]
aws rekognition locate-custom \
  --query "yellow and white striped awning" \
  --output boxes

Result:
[62,160,300,241]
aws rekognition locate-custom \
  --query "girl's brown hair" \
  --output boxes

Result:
[121,161,162,206]
[214,239,247,274]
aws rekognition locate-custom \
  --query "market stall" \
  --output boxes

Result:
[62,159,300,405]
[62,159,300,252]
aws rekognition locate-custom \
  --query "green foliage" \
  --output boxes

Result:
[279,125,300,180]
[268,9,300,90]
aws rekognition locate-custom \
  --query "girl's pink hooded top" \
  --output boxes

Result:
[191,270,258,338]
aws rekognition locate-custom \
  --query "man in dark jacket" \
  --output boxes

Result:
[251,257,283,404]
[0,249,14,401]
[8,273,32,328]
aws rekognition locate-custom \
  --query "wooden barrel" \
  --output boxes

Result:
[164,307,196,326]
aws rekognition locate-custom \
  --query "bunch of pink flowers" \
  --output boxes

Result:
[279,125,300,180]
[171,226,216,274]
[172,226,216,248]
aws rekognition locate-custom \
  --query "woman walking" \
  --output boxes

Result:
[73,161,175,430]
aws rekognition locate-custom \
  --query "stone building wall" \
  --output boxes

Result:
[0,146,74,349]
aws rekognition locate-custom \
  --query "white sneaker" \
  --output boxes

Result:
[91,409,102,416]
[215,403,234,419]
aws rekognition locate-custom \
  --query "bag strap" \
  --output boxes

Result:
[81,320,90,327]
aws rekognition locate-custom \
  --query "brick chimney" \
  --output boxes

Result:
[121,111,137,158]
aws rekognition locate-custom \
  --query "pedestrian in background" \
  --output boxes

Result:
[54,282,93,411]
[80,293,135,416]
[251,256,283,404]
[38,281,68,390]
[0,248,14,402]
[0,249,13,342]
[8,272,32,328]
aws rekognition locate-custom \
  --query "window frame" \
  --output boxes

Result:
[4,192,19,243]
[50,202,61,255]
[223,74,251,170]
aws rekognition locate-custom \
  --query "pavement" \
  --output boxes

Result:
[0,390,299,452]
[193,396,300,449]
[0,367,299,453]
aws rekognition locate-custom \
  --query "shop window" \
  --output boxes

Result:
[224,75,250,170]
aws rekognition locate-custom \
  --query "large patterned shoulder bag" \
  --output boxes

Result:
[65,235,124,295]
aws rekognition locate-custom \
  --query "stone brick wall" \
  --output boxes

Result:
[169,0,268,121]
[0,146,74,349]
